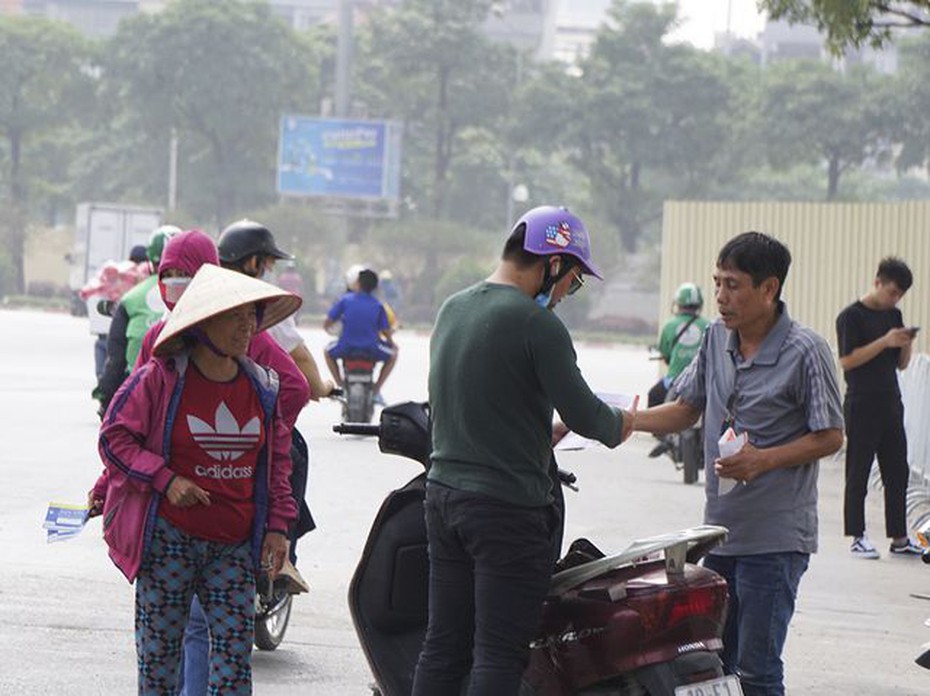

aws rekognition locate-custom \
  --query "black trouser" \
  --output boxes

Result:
[289,428,315,564]
[843,395,909,539]
[412,483,559,696]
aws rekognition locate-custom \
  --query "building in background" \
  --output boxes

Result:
[19,0,139,37]
[484,0,558,56]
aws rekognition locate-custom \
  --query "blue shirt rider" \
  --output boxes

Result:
[323,267,398,402]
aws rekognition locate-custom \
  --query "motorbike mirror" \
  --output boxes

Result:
[916,644,930,670]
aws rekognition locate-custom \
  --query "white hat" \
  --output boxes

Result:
[153,264,301,357]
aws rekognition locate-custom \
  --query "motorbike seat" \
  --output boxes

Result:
[554,537,606,573]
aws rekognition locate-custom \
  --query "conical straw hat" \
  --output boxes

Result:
[152,264,301,357]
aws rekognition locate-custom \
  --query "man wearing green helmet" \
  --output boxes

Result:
[94,224,181,415]
[647,281,711,409]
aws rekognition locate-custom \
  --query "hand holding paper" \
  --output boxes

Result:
[716,427,747,495]
[43,502,90,543]
[555,392,635,451]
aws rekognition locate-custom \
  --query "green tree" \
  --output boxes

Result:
[354,0,513,223]
[103,0,323,224]
[566,0,734,251]
[760,0,930,52]
[0,16,92,291]
[758,60,892,199]
[893,34,930,176]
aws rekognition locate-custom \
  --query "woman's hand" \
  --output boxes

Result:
[261,531,290,578]
[86,490,104,518]
[166,476,212,508]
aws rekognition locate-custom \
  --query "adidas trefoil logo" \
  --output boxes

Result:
[187,402,261,461]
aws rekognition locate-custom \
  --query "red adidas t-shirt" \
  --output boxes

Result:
[160,364,265,543]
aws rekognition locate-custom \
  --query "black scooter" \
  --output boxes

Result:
[335,402,739,696]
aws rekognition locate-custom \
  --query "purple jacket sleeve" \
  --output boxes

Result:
[266,398,298,535]
[98,363,174,495]
[248,332,310,431]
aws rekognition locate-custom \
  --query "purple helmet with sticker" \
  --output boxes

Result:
[517,206,602,279]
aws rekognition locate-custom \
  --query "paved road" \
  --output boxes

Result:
[1,309,927,694]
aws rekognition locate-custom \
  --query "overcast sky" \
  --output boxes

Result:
[665,0,767,49]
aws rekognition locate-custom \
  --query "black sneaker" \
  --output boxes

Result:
[890,538,923,556]
[648,437,672,458]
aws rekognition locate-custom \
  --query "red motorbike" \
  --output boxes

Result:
[334,402,742,696]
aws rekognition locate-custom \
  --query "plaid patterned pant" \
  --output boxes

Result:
[135,516,255,695]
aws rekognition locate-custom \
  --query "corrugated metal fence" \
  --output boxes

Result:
[661,201,930,356]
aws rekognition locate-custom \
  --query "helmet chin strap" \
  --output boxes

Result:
[534,258,573,309]
[537,257,575,297]
[188,327,230,358]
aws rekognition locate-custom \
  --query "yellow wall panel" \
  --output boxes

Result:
[661,201,930,355]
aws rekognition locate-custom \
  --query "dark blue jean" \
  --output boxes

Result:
[176,596,209,696]
[703,552,809,696]
[411,483,558,696]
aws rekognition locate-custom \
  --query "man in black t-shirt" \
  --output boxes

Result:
[836,257,919,559]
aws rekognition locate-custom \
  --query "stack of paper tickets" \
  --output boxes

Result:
[43,502,90,543]
[717,427,747,495]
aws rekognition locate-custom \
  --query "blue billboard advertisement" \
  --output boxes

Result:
[277,116,402,200]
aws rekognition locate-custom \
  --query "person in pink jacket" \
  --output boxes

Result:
[97,265,301,695]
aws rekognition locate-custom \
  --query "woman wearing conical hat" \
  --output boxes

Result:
[97,264,301,694]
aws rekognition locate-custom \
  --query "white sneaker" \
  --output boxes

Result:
[850,535,880,559]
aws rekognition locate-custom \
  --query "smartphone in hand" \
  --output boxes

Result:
[907,326,920,337]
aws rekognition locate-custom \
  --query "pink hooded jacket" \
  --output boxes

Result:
[98,352,296,582]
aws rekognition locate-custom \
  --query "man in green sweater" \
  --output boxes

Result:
[412,206,635,696]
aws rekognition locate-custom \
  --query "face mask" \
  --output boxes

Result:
[534,260,560,309]
[161,277,191,305]
[534,289,553,309]
[261,269,275,284]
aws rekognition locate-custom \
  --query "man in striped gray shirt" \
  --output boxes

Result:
[634,231,844,696]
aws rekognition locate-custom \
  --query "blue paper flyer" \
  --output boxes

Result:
[44,502,90,543]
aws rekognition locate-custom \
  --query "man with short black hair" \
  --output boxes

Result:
[836,256,920,559]
[633,231,844,696]
[411,206,635,696]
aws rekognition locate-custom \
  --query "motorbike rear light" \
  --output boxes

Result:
[345,359,376,370]
[666,585,726,626]
[632,582,727,633]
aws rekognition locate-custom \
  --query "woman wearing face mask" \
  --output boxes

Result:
[96,265,300,695]
[131,229,312,423]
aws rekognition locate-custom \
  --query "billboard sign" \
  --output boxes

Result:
[277,116,402,200]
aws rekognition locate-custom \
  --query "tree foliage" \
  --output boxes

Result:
[0,16,93,291]
[760,0,930,52]
[2,0,930,302]
[894,34,930,175]
[759,60,892,199]
[565,1,734,251]
[103,0,323,225]
[355,0,514,225]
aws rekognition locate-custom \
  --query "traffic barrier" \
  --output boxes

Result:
[900,354,930,536]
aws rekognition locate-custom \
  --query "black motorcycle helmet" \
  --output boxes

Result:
[217,219,293,265]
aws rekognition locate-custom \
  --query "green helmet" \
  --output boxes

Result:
[147,225,182,267]
[675,282,703,309]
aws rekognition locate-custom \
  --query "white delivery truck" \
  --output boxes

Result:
[69,202,162,317]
